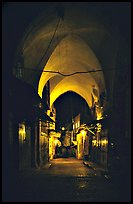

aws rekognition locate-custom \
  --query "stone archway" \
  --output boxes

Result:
[38,34,106,109]
[10,1,130,173]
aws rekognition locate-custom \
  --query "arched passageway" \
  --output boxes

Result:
[3,2,131,202]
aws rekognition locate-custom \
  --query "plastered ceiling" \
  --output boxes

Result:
[16,3,129,109]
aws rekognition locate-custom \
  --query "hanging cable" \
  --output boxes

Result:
[20,67,127,76]
[56,4,64,20]
[35,5,65,69]
[36,16,61,69]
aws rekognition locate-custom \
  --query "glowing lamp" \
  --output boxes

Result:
[80,130,87,137]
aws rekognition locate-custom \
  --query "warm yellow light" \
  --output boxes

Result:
[97,123,102,127]
[50,131,61,138]
[92,139,97,146]
[96,123,102,132]
[101,139,108,146]
[80,130,87,137]
[37,35,105,109]
[54,138,61,147]
[62,127,65,131]
[96,105,104,120]
[50,80,93,108]
[19,123,26,142]
[49,136,55,159]
[19,129,25,135]
[72,141,77,146]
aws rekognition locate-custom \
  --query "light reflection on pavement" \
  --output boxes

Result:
[10,158,130,202]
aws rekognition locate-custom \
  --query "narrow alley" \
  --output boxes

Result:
[7,158,130,202]
[3,2,131,202]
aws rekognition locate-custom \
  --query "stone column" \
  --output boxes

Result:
[77,133,83,159]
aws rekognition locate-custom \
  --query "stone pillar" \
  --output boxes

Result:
[77,133,83,159]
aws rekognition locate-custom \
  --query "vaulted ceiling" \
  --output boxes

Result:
[14,2,130,108]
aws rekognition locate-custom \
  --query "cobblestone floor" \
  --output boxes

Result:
[4,158,131,202]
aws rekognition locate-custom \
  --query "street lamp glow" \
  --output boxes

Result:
[80,130,87,137]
